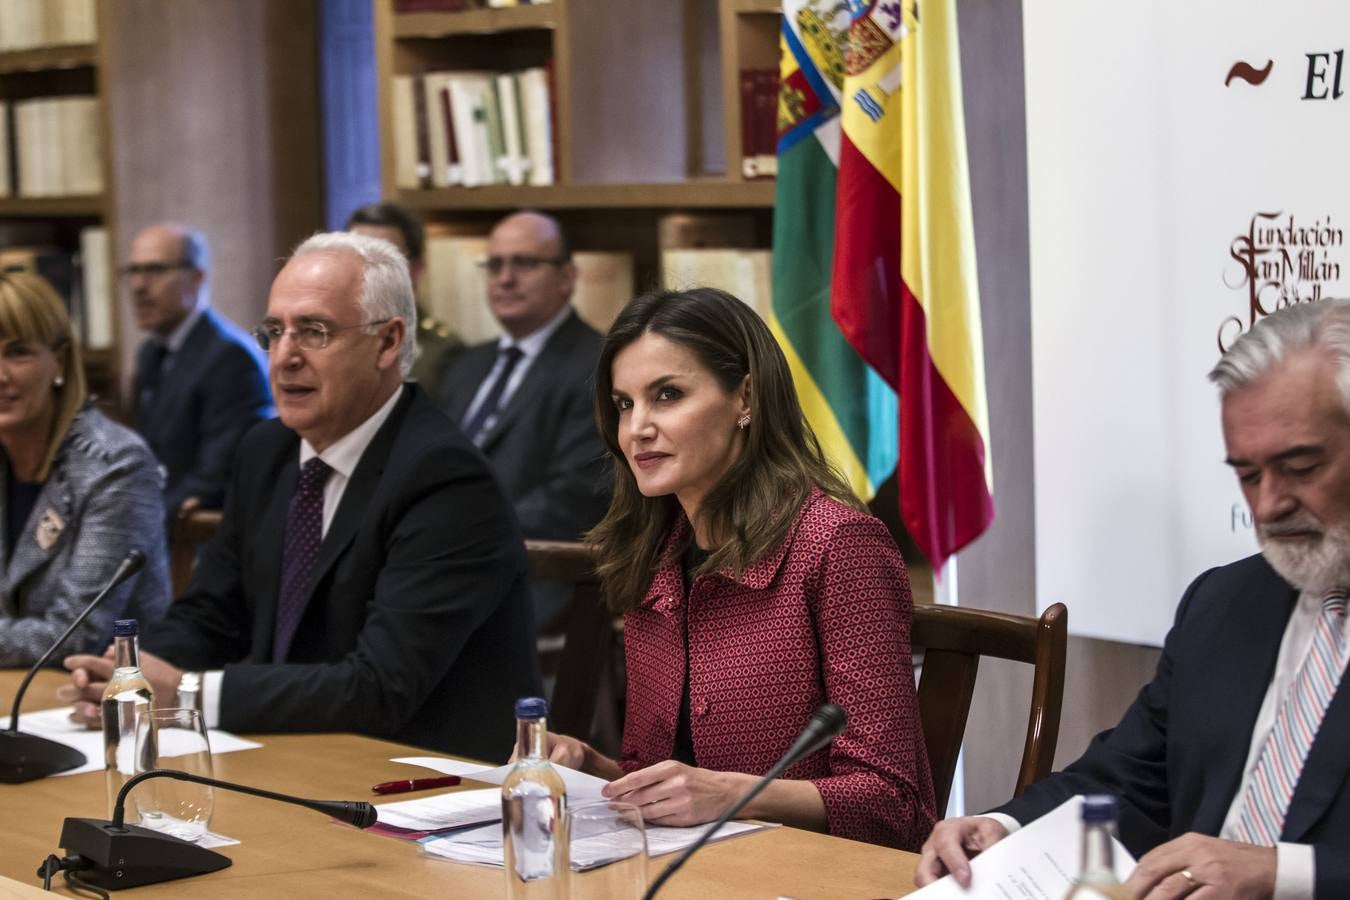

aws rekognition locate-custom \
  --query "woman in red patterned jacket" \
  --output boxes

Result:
[545,286,935,850]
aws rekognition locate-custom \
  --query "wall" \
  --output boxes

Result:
[104,0,324,392]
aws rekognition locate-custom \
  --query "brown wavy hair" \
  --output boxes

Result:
[587,287,862,612]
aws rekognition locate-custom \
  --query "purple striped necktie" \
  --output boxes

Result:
[272,457,332,663]
[1231,591,1348,845]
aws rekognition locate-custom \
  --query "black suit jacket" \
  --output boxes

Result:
[133,309,273,516]
[143,386,541,761]
[997,554,1350,896]
[441,310,610,541]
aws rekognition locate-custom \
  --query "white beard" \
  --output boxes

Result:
[1258,517,1350,595]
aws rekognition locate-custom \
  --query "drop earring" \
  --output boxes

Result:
[53,375,64,387]
[736,414,751,430]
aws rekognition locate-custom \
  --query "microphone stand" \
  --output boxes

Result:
[0,550,146,783]
[53,768,378,890]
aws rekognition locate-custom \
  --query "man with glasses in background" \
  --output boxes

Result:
[440,210,610,627]
[125,223,272,525]
[65,232,539,759]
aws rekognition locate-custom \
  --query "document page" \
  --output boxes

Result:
[392,755,610,802]
[909,797,1135,898]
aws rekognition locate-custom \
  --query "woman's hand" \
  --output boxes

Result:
[508,733,624,780]
[601,760,750,827]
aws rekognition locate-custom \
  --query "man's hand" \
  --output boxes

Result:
[60,649,183,727]
[601,761,747,827]
[1126,833,1276,900]
[914,816,1010,887]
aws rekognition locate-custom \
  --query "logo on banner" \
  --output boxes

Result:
[1217,211,1347,353]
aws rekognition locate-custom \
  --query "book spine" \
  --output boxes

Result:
[412,74,432,189]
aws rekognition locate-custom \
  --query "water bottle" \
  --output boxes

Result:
[502,696,567,899]
[1065,795,1134,899]
[101,619,153,817]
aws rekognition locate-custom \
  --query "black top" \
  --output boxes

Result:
[673,543,710,766]
[6,461,41,565]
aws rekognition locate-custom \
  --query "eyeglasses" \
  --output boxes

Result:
[477,255,567,276]
[252,318,392,352]
[118,260,194,280]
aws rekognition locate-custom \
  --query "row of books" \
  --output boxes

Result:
[393,0,551,11]
[419,218,770,344]
[0,97,104,198]
[740,68,781,180]
[391,68,555,190]
[0,0,97,53]
[0,228,114,350]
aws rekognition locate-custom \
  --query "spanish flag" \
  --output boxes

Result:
[830,0,993,568]
[772,2,898,501]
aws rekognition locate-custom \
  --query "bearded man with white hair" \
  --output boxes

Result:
[917,300,1350,899]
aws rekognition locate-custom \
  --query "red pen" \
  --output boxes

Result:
[371,775,462,795]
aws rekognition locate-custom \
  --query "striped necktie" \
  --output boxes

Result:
[1231,591,1348,845]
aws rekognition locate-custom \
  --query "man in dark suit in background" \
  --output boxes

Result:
[65,232,539,760]
[126,223,272,522]
[917,300,1350,898]
[441,210,610,625]
[345,201,461,404]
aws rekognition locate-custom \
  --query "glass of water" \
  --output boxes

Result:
[566,800,647,897]
[132,707,214,842]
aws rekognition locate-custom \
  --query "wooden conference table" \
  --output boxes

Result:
[0,672,919,898]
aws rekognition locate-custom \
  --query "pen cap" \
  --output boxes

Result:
[515,696,547,719]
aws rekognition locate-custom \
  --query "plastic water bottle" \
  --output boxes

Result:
[1065,795,1134,899]
[502,696,567,899]
[101,619,153,817]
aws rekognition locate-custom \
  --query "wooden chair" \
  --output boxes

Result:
[524,540,622,754]
[912,601,1068,812]
[169,509,224,597]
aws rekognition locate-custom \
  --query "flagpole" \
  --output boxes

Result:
[933,555,965,818]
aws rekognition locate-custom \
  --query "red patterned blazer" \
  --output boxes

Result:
[619,487,936,849]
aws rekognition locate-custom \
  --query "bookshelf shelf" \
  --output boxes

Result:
[392,5,558,39]
[0,44,98,75]
[727,0,782,14]
[397,180,775,211]
[0,196,106,217]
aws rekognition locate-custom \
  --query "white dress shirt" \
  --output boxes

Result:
[201,386,405,726]
[459,305,572,437]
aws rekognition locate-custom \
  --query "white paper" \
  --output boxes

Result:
[195,830,240,849]
[375,787,502,831]
[909,797,1136,898]
[420,818,768,870]
[0,707,262,777]
[392,756,610,802]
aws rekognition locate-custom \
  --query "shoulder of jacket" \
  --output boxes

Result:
[61,409,152,467]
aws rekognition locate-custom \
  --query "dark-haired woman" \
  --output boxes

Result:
[0,272,169,665]
[545,287,935,850]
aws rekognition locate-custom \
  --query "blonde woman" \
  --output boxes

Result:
[0,271,169,665]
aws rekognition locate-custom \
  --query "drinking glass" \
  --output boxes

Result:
[132,707,214,842]
[566,800,647,898]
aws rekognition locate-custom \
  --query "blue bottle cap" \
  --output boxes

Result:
[515,697,548,719]
[1082,794,1117,821]
[112,619,138,637]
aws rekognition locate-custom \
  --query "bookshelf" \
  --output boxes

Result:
[0,1,119,406]
[374,0,783,326]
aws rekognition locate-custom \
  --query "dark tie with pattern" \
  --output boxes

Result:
[272,457,332,662]
[462,346,524,445]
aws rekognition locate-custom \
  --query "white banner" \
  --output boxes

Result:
[1025,1,1350,645]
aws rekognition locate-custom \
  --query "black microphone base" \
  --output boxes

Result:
[0,731,87,783]
[59,818,231,890]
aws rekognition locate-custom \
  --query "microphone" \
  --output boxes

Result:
[53,768,378,890]
[641,703,847,900]
[0,549,147,783]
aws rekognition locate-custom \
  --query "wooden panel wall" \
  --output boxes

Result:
[953,0,1164,813]
[103,0,324,396]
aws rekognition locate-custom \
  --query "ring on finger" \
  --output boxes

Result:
[1180,868,1197,891]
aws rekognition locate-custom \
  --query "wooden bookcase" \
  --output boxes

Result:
[373,0,780,293]
[0,4,120,407]
[720,0,782,181]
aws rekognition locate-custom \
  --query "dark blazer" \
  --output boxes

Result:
[0,409,170,665]
[143,386,541,762]
[133,308,273,517]
[997,554,1350,896]
[440,310,609,541]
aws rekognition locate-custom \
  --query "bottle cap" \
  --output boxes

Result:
[112,619,139,637]
[515,697,548,719]
[1082,794,1117,821]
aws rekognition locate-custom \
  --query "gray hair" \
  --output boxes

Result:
[290,231,417,377]
[1210,300,1350,411]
